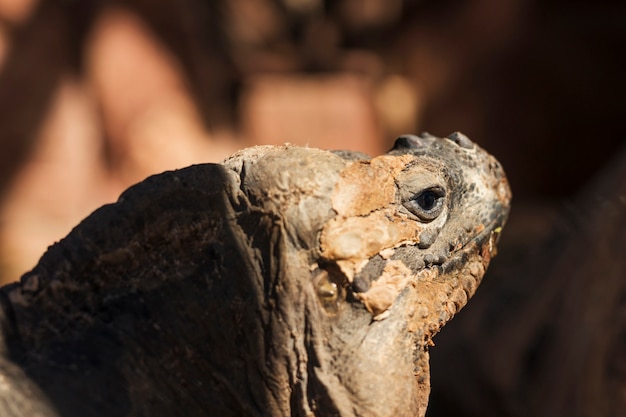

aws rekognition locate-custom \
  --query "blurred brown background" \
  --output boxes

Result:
[0,0,625,415]
[0,0,624,283]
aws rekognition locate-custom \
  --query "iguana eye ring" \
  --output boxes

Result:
[405,187,446,221]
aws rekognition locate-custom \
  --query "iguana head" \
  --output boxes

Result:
[226,132,511,417]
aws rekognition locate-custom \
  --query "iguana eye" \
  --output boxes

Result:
[405,187,446,221]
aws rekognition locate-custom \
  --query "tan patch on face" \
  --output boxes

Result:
[321,209,423,262]
[356,260,414,317]
[331,154,413,217]
[321,155,423,281]
[320,154,422,280]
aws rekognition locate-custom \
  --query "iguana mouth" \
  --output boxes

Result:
[441,216,506,274]
[349,211,507,320]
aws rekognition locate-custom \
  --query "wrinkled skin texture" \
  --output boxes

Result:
[0,133,510,417]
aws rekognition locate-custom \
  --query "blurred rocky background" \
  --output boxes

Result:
[0,0,624,416]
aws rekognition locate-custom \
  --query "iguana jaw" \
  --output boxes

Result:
[305,223,506,417]
[348,212,506,320]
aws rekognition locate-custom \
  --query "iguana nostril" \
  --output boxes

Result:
[392,135,425,150]
[446,132,474,149]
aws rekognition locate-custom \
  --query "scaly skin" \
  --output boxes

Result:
[0,132,510,417]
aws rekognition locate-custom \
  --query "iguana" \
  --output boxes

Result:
[0,132,510,417]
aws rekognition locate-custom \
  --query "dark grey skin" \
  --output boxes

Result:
[0,133,510,417]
